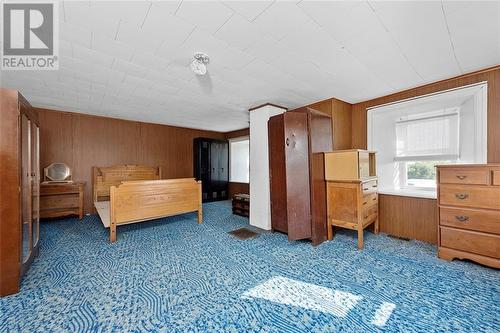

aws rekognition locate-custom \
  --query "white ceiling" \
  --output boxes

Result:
[1,0,499,132]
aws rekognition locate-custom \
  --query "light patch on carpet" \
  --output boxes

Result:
[242,276,362,318]
[371,301,396,327]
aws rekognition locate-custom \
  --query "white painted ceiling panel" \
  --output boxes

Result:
[252,2,311,41]
[221,1,272,22]
[176,1,234,34]
[214,13,263,51]
[92,33,135,61]
[1,0,498,132]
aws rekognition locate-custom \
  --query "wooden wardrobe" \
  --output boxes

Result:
[268,107,333,245]
[0,89,41,296]
[193,138,229,202]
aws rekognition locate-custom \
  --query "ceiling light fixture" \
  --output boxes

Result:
[190,52,210,75]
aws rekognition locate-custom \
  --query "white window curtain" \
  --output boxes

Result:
[395,112,460,161]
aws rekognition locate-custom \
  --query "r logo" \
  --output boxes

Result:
[3,3,54,56]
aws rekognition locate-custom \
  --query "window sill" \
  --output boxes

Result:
[378,188,437,199]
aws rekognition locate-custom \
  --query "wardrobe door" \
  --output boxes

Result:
[20,114,32,264]
[31,123,40,249]
[210,141,220,200]
[194,139,211,201]
[308,110,333,245]
[268,114,287,233]
[284,112,311,240]
[218,141,229,199]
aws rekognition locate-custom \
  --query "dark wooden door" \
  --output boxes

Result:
[210,141,220,200]
[284,112,311,240]
[194,138,211,201]
[268,114,287,233]
[219,141,229,199]
[308,110,333,245]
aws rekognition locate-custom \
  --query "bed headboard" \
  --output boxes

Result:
[92,165,161,202]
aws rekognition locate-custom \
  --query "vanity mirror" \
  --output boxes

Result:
[43,163,73,183]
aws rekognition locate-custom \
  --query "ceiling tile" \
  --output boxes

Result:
[142,7,194,53]
[92,33,135,61]
[60,22,92,48]
[112,59,148,79]
[252,2,311,41]
[215,13,264,51]
[116,21,164,51]
[64,0,120,38]
[130,51,171,72]
[221,1,273,22]
[175,1,234,34]
[299,1,376,42]
[73,44,115,68]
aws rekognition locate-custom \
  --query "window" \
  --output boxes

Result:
[367,83,487,198]
[395,110,459,190]
[403,160,450,189]
[229,137,249,183]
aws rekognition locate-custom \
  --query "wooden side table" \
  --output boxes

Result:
[40,182,85,219]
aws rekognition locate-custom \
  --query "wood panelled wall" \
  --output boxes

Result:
[350,66,500,244]
[36,108,225,214]
[379,195,438,244]
[225,128,250,196]
[308,97,352,150]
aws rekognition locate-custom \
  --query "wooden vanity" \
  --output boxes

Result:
[324,150,379,249]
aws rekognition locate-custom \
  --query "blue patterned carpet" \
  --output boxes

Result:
[1,201,499,332]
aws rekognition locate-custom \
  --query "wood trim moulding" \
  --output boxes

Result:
[224,128,249,139]
[248,103,288,111]
[360,65,499,111]
[351,66,500,163]
[34,107,225,135]
[307,96,352,109]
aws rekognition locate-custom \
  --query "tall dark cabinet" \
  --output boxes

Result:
[268,107,333,245]
[0,89,40,296]
[194,138,229,202]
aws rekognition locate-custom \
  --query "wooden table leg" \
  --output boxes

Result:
[357,226,364,250]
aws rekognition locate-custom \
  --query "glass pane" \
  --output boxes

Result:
[31,125,40,248]
[21,115,32,263]
[406,161,451,188]
[229,139,249,183]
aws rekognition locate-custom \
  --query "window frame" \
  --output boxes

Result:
[367,82,488,199]
[229,136,250,184]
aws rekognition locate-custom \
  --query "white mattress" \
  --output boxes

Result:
[94,201,110,228]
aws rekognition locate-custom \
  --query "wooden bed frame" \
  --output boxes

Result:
[92,165,202,242]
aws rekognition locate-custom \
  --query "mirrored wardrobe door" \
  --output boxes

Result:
[31,123,40,249]
[20,114,32,264]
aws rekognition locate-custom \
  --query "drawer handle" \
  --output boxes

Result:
[363,202,367,205]
[455,215,469,222]
[363,188,369,191]
[373,197,377,201]
[372,185,377,188]
[456,175,467,180]
[455,193,469,200]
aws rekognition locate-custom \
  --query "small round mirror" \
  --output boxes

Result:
[45,163,71,182]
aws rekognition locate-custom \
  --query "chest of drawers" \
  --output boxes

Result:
[437,165,500,268]
[40,182,85,220]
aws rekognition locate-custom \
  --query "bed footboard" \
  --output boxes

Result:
[109,178,202,242]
